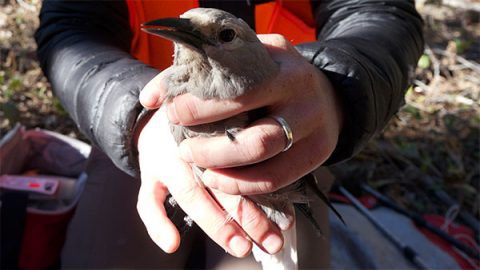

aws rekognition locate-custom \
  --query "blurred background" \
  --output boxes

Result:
[0,0,479,248]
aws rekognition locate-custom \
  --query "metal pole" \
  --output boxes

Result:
[361,184,479,260]
[338,186,429,270]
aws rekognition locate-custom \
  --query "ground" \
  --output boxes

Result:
[0,0,479,236]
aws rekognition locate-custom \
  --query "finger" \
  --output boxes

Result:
[257,34,293,49]
[209,189,285,254]
[138,107,252,257]
[139,71,168,109]
[202,133,336,195]
[165,161,253,258]
[179,99,323,168]
[179,117,289,168]
[137,178,180,253]
[166,82,284,126]
[257,34,302,59]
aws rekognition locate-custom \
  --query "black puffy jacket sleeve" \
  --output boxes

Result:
[35,1,159,177]
[298,0,423,163]
[35,0,423,178]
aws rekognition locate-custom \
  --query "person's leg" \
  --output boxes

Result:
[62,147,201,269]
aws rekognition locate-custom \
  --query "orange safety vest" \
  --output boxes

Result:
[126,0,316,70]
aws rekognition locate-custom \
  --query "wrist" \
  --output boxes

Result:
[134,109,156,151]
[313,67,344,140]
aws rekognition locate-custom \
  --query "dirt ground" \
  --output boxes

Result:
[1,0,479,237]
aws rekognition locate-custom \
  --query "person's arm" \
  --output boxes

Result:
[35,1,285,256]
[298,0,424,163]
[35,0,158,178]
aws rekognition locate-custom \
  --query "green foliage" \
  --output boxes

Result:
[36,86,47,98]
[8,78,22,92]
[454,38,472,54]
[0,101,19,124]
[402,104,422,120]
[53,98,67,116]
[14,15,24,25]
[417,54,431,69]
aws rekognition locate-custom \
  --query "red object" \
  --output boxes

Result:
[329,192,378,209]
[28,182,40,189]
[331,191,479,268]
[18,209,76,269]
[416,214,479,269]
[0,126,89,269]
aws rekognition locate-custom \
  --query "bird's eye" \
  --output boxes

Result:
[218,29,236,43]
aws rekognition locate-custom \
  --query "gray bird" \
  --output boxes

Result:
[142,8,343,269]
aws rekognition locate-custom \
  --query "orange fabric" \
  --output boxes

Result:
[255,1,316,45]
[126,0,199,70]
[282,0,315,27]
[126,0,316,70]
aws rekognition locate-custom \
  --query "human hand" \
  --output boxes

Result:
[135,104,286,257]
[140,34,343,196]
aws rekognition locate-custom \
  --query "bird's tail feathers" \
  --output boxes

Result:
[303,173,345,225]
[294,203,324,237]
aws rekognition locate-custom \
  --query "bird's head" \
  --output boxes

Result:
[141,8,278,99]
[142,8,259,55]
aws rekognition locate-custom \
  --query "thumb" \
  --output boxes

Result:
[257,34,301,60]
[139,70,169,109]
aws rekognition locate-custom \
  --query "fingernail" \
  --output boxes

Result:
[139,90,150,107]
[139,89,161,109]
[166,103,179,124]
[262,234,283,254]
[229,235,251,257]
[179,143,193,163]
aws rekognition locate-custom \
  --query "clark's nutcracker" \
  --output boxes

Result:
[142,8,343,270]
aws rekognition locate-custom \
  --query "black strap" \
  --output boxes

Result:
[0,191,29,269]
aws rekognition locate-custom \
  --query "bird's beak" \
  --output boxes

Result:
[141,18,212,51]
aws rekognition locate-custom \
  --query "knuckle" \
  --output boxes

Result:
[223,179,242,195]
[176,98,200,124]
[242,127,276,162]
[271,33,287,43]
[259,178,279,193]
[209,216,231,240]
[240,207,264,231]
[174,183,198,205]
[271,34,296,52]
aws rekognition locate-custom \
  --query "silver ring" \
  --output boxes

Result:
[270,116,293,152]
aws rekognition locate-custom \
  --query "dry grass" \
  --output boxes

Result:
[0,0,81,138]
[333,2,479,227]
